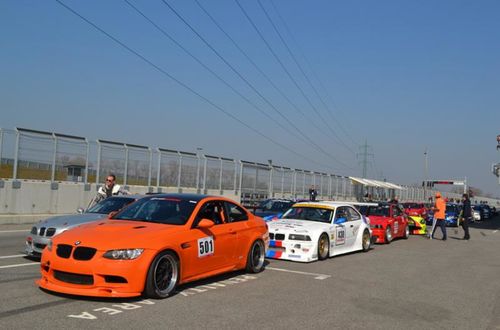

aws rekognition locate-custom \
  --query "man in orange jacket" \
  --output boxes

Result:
[431,192,447,240]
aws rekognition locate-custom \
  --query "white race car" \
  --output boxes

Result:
[266,201,373,262]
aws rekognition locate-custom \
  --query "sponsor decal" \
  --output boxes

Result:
[288,254,301,259]
[393,222,399,234]
[336,227,345,245]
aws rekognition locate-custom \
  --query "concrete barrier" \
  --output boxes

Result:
[0,179,240,224]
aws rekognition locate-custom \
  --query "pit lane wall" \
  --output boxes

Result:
[0,179,239,224]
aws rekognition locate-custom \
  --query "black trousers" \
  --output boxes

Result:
[461,217,470,239]
[432,219,447,240]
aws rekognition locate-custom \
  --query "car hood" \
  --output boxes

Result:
[53,220,184,250]
[37,213,108,229]
[446,212,458,217]
[267,219,329,234]
[254,210,280,217]
[367,216,391,225]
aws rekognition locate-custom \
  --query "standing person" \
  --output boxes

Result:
[461,193,472,240]
[89,174,127,207]
[431,192,447,241]
[309,185,317,201]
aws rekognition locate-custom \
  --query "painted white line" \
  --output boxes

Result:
[493,230,498,234]
[0,262,39,269]
[266,267,331,280]
[0,254,25,259]
[0,230,30,234]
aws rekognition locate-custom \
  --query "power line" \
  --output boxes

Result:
[235,0,352,155]
[269,0,361,147]
[193,0,343,160]
[123,0,319,157]
[159,0,353,169]
[54,0,344,171]
[257,0,356,154]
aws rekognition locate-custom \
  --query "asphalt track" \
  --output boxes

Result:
[1,217,500,330]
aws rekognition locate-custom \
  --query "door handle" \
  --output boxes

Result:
[350,225,354,228]
[229,229,237,235]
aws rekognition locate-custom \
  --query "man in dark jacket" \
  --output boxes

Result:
[461,193,471,240]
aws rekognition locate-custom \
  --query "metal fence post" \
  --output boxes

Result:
[219,158,223,193]
[268,164,273,198]
[124,145,129,186]
[96,141,101,184]
[238,161,243,196]
[13,129,20,180]
[196,153,201,192]
[0,129,3,169]
[233,160,238,194]
[281,168,285,196]
[51,133,57,182]
[203,156,207,192]
[156,148,161,188]
[84,139,89,184]
[177,152,182,190]
[147,148,152,187]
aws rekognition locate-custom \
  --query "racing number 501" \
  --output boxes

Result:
[198,236,214,257]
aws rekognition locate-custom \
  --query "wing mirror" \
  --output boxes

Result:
[108,211,119,219]
[334,217,347,225]
[198,218,215,229]
[77,208,85,214]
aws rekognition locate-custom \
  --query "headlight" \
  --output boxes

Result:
[47,240,53,251]
[103,249,144,260]
[289,234,311,241]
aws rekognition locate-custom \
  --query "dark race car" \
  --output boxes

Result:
[253,199,294,221]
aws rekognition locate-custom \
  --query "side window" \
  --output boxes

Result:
[194,201,225,226]
[393,206,401,217]
[224,202,248,223]
[347,207,361,221]
[335,207,349,221]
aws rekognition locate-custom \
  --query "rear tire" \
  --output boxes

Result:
[246,240,265,273]
[144,250,179,299]
[318,233,329,260]
[385,226,392,244]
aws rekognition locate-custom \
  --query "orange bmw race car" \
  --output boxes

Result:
[37,194,268,299]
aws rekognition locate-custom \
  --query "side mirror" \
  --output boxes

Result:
[108,211,119,219]
[77,208,85,214]
[198,218,215,229]
[334,217,347,225]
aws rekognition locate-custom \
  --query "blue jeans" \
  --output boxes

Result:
[432,219,447,240]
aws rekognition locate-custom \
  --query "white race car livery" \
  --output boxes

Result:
[266,201,373,262]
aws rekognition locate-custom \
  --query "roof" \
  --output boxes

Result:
[293,201,358,210]
[349,176,403,190]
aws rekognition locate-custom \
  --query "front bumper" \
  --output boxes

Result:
[25,235,51,256]
[265,239,316,262]
[38,247,154,298]
[370,228,386,243]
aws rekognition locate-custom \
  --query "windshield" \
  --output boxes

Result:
[366,206,390,217]
[282,206,333,223]
[403,203,423,209]
[258,200,293,212]
[113,197,197,225]
[86,197,136,214]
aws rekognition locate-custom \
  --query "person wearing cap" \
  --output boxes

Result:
[431,192,447,240]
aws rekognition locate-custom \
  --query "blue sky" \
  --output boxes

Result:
[1,0,499,196]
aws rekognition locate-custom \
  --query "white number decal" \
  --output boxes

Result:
[393,222,399,234]
[336,228,345,245]
[198,236,214,257]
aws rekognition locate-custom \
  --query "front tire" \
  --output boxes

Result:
[404,224,410,239]
[144,250,179,299]
[246,240,265,273]
[318,233,329,260]
[362,230,371,252]
[385,226,393,244]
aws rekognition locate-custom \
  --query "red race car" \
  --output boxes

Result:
[402,202,427,218]
[365,203,409,244]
